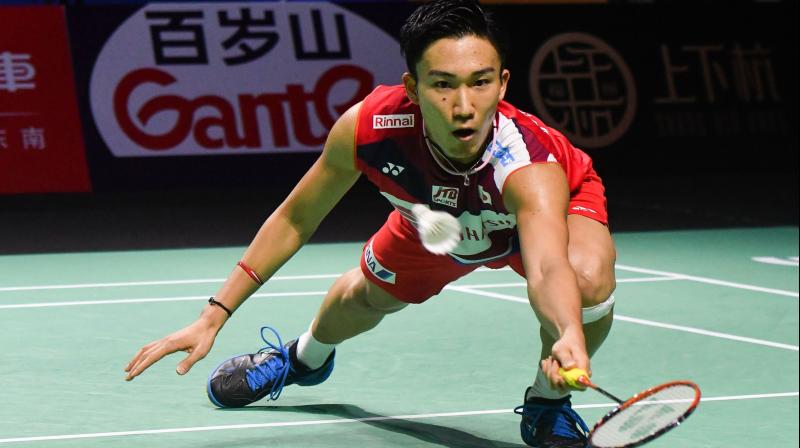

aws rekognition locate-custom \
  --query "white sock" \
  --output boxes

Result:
[527,367,570,400]
[296,326,337,370]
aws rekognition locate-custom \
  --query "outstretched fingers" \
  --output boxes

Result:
[124,341,158,373]
[124,341,172,381]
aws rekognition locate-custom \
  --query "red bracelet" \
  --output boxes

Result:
[237,260,264,285]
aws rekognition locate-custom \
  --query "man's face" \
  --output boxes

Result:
[404,35,509,164]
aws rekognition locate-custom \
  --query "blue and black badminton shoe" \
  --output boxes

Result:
[207,326,335,408]
[514,388,590,448]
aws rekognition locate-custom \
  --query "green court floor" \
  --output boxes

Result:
[1,227,797,447]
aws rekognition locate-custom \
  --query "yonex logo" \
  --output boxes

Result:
[364,240,396,284]
[432,185,458,208]
[373,114,415,129]
[382,162,405,176]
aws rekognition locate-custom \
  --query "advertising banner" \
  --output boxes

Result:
[0,6,90,194]
[70,2,409,189]
[493,2,798,176]
[68,2,797,190]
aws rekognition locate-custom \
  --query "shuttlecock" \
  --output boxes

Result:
[411,204,461,255]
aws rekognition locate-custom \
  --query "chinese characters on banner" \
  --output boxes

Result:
[0,6,90,194]
[89,3,405,158]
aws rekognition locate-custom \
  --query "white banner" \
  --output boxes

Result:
[90,2,404,157]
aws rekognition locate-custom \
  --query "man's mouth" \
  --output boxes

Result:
[452,128,476,140]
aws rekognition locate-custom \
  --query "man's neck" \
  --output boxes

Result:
[427,131,493,170]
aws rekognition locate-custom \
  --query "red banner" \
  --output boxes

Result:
[0,6,90,194]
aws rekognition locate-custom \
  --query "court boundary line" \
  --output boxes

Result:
[0,276,676,309]
[0,267,506,292]
[451,277,679,289]
[2,263,796,298]
[616,264,798,298]
[446,286,800,352]
[0,392,795,444]
[0,277,698,309]
[0,291,328,310]
[0,275,336,292]
[3,280,796,351]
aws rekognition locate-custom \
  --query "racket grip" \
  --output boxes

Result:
[558,368,590,390]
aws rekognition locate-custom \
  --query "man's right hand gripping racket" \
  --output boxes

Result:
[559,368,701,448]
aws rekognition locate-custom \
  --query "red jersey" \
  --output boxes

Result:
[354,85,603,264]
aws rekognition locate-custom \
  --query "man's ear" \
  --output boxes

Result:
[498,68,510,101]
[402,72,419,104]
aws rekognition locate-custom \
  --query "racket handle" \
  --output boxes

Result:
[558,368,591,390]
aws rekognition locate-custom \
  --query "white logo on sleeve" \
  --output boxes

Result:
[382,162,405,176]
[373,114,415,129]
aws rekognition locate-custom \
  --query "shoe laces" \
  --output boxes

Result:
[514,399,590,440]
[245,326,290,400]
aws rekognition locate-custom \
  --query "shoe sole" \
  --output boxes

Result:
[295,358,335,386]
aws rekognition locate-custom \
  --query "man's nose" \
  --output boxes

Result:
[452,86,475,121]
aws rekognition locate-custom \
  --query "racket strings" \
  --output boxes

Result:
[590,383,699,448]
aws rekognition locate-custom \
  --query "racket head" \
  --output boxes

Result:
[588,381,701,448]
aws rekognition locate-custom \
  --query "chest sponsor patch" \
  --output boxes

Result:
[432,185,459,208]
[373,114,414,129]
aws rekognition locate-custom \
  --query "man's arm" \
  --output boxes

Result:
[124,102,362,380]
[503,162,588,386]
[209,103,363,319]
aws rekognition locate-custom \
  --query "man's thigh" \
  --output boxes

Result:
[361,210,476,304]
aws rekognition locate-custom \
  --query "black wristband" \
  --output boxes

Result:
[208,297,233,317]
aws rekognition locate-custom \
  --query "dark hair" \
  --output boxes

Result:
[400,0,508,78]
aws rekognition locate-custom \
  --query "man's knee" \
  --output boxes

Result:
[571,255,616,307]
[342,269,408,315]
[566,215,616,307]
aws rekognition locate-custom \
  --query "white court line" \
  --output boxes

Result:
[612,315,800,352]
[752,256,799,267]
[0,392,795,444]
[0,274,340,292]
[615,276,681,283]
[616,264,798,298]
[0,268,508,293]
[2,261,796,352]
[3,262,795,299]
[0,291,327,310]
[446,286,800,352]
[0,277,679,309]
[459,277,679,289]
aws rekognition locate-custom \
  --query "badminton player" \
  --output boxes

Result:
[125,1,617,446]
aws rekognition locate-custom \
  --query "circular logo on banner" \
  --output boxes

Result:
[529,33,636,149]
[90,2,405,157]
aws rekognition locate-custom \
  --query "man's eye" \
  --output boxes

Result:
[475,79,490,86]
[434,81,450,89]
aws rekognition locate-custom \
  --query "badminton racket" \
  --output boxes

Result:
[559,368,701,448]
